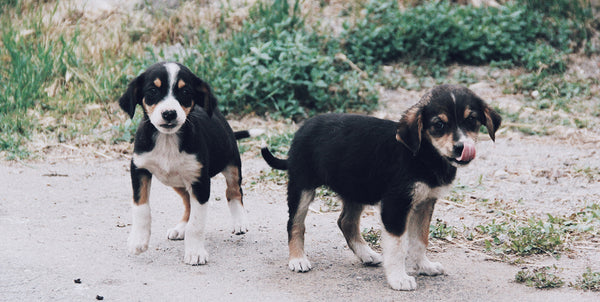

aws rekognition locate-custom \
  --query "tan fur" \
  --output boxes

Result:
[142,98,157,117]
[427,131,454,158]
[410,198,436,246]
[288,190,315,260]
[173,187,191,223]
[136,175,151,205]
[289,224,306,260]
[438,114,448,123]
[484,107,496,141]
[182,101,194,116]
[337,202,365,251]
[178,79,186,89]
[153,78,161,88]
[464,107,472,120]
[223,165,242,204]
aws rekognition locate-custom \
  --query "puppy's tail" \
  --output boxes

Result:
[234,129,264,140]
[261,147,288,170]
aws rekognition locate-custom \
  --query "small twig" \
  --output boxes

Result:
[439,198,467,208]
[93,151,113,160]
[334,53,368,79]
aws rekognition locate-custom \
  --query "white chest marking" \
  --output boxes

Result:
[411,182,450,207]
[133,133,202,189]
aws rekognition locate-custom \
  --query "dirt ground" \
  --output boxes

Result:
[0,134,599,301]
[2,87,600,300]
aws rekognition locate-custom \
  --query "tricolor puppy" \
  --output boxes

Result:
[261,84,501,290]
[119,62,255,265]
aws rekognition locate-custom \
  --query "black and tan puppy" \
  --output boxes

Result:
[119,62,256,265]
[261,84,501,290]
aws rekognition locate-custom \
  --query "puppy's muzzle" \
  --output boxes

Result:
[161,110,178,129]
[454,140,476,163]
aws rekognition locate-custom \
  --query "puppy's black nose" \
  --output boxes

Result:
[162,110,177,122]
[453,142,464,156]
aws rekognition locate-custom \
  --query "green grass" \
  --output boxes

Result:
[0,7,79,158]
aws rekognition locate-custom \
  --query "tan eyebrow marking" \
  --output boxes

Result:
[178,79,186,89]
[153,78,161,88]
[438,114,448,123]
[464,107,473,119]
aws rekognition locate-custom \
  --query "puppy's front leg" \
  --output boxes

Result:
[184,180,210,265]
[407,198,444,276]
[381,195,416,290]
[128,164,152,255]
[382,229,416,291]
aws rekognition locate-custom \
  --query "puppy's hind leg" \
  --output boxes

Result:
[167,187,190,240]
[222,165,248,235]
[337,201,382,266]
[287,186,315,272]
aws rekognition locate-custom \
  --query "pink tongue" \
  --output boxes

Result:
[457,141,476,162]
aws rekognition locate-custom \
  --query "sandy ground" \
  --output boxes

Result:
[1,131,599,301]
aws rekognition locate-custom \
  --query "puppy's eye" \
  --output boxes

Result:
[147,87,159,96]
[433,121,445,130]
[465,116,479,128]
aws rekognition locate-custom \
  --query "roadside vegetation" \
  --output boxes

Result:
[1,0,598,159]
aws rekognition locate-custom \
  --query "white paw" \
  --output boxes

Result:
[354,244,383,266]
[232,222,248,235]
[167,222,187,240]
[387,273,417,291]
[418,261,444,276]
[289,257,312,272]
[184,247,209,265]
[127,234,149,255]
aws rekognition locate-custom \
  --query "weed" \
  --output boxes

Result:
[362,227,382,252]
[264,130,295,158]
[570,267,600,291]
[515,266,565,289]
[508,218,564,257]
[476,217,565,257]
[111,109,142,144]
[430,219,457,240]
[257,169,288,186]
[317,187,340,212]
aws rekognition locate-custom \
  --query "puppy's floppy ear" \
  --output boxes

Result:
[119,73,145,118]
[483,105,502,142]
[396,106,423,156]
[193,75,217,117]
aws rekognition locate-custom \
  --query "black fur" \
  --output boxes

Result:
[119,62,243,205]
[261,84,501,237]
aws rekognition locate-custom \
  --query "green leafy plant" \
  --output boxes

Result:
[340,0,588,74]
[570,267,600,291]
[362,227,382,252]
[515,266,565,289]
[430,219,457,239]
[183,0,378,119]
